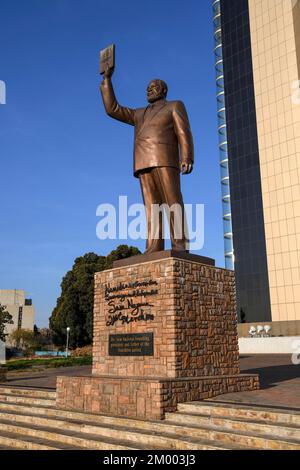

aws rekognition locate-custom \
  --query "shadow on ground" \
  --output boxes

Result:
[244,364,300,389]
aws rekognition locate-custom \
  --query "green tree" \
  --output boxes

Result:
[9,328,37,354]
[33,326,54,351]
[49,245,140,348]
[0,304,13,342]
[105,245,140,268]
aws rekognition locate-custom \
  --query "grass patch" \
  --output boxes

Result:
[6,356,92,371]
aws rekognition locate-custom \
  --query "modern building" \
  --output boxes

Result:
[0,290,35,340]
[213,0,300,324]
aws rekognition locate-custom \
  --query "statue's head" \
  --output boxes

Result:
[147,79,168,103]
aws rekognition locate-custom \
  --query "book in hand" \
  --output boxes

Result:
[100,44,115,75]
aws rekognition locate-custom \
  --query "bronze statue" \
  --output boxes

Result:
[100,55,194,254]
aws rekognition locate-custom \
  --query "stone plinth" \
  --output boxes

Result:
[56,255,259,419]
[56,374,259,420]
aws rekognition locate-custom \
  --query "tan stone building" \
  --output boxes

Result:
[214,0,300,324]
[0,290,35,341]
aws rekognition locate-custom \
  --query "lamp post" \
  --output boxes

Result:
[66,327,70,358]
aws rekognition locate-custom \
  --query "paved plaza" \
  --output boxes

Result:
[213,354,300,410]
[1,354,299,410]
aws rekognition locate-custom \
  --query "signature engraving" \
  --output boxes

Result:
[104,279,158,327]
[105,280,158,295]
[108,298,154,315]
[106,310,155,327]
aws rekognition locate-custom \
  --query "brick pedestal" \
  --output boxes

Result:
[56,254,259,419]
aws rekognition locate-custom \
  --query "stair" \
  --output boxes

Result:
[0,387,299,450]
[165,401,300,450]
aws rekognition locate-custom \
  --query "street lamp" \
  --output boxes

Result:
[66,327,70,358]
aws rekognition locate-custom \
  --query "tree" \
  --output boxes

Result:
[33,326,54,350]
[49,245,140,348]
[105,245,140,268]
[9,329,37,354]
[0,304,13,342]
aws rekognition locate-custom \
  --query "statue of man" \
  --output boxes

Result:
[100,67,194,254]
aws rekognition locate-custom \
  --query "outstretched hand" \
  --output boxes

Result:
[181,162,193,175]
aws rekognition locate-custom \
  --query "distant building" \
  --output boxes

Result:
[0,290,35,341]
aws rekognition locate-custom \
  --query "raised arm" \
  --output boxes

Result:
[100,73,135,126]
[172,101,194,174]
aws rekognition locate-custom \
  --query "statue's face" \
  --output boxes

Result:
[147,81,165,103]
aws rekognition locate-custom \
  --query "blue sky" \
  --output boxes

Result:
[0,0,223,327]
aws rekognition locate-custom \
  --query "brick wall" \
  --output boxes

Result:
[57,257,259,419]
[56,374,259,420]
[93,258,240,378]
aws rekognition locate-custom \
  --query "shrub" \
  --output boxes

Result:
[6,356,92,371]
[71,345,93,357]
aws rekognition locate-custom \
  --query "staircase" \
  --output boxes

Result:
[0,387,299,450]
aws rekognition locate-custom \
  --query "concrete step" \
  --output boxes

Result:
[0,400,296,450]
[0,411,230,450]
[0,403,300,450]
[0,387,299,450]
[165,411,300,441]
[164,421,300,450]
[178,401,300,427]
[0,419,144,450]
[0,400,235,445]
[0,387,56,400]
[0,431,60,450]
[0,393,55,407]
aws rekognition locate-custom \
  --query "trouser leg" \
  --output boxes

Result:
[152,167,188,252]
[139,169,164,253]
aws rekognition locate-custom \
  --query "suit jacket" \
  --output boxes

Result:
[100,78,194,177]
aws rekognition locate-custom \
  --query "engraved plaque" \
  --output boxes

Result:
[100,44,115,75]
[109,333,154,356]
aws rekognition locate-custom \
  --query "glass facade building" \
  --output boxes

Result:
[213,0,272,323]
[213,0,300,324]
